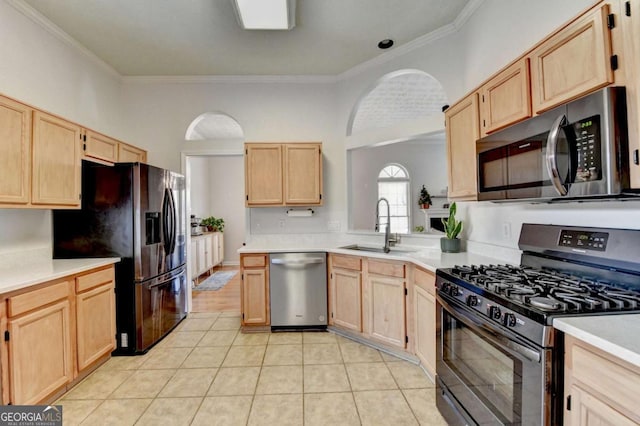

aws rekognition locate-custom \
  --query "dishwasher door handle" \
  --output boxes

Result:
[271,258,325,266]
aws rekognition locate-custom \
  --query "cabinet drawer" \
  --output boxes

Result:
[413,267,435,295]
[242,254,267,268]
[76,267,114,293]
[332,255,361,271]
[9,281,70,317]
[368,260,405,278]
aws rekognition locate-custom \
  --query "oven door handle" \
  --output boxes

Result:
[439,296,542,363]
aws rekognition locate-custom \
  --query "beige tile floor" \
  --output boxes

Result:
[59,312,448,425]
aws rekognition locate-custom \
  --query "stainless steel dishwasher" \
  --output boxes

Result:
[269,252,327,329]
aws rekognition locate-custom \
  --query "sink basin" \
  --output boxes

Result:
[339,244,416,254]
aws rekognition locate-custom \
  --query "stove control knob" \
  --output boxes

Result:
[488,306,501,320]
[466,295,479,307]
[448,285,461,297]
[503,312,516,327]
[440,282,450,294]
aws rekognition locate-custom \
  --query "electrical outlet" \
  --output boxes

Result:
[502,222,511,239]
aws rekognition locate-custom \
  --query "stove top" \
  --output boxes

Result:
[448,264,640,314]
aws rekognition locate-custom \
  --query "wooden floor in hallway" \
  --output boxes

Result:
[192,265,241,313]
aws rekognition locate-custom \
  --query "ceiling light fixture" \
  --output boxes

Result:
[232,0,296,30]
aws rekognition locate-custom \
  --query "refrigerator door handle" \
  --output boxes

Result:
[167,188,177,255]
[162,188,173,255]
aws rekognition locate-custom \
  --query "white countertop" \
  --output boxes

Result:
[239,240,514,272]
[554,315,640,368]
[0,253,120,294]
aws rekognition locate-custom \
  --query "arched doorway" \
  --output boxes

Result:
[183,112,245,313]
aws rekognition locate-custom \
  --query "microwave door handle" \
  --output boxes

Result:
[545,114,569,196]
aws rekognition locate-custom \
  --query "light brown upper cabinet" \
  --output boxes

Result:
[0,96,31,205]
[284,143,323,205]
[445,93,479,200]
[84,130,119,163]
[245,142,323,207]
[480,58,532,136]
[529,4,614,114]
[622,0,640,188]
[118,142,147,163]
[32,111,82,208]
[245,144,283,206]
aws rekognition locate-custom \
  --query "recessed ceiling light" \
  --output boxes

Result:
[378,39,394,50]
[233,0,296,30]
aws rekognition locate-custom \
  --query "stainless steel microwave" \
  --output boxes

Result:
[476,87,636,202]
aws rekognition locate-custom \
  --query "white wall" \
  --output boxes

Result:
[188,157,212,219]
[0,1,126,254]
[121,81,346,236]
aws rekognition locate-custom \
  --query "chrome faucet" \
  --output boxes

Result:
[375,197,396,253]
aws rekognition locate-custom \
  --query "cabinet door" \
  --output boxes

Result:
[217,233,224,265]
[242,269,269,325]
[480,58,531,136]
[0,96,31,205]
[284,143,323,205]
[32,111,81,207]
[368,274,406,348]
[196,238,207,275]
[118,142,146,163]
[9,299,72,404]
[529,5,613,114]
[414,285,436,377]
[569,386,637,426]
[245,144,283,206]
[331,268,362,332]
[204,235,214,270]
[76,282,116,371]
[84,130,118,163]
[445,93,479,200]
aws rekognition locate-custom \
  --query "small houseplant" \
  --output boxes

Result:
[418,185,432,209]
[414,225,425,233]
[440,202,463,253]
[202,216,225,232]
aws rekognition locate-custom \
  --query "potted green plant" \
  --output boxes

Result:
[418,185,432,209]
[414,225,425,233]
[440,202,463,253]
[201,216,225,232]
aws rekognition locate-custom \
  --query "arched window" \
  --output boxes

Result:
[377,164,410,234]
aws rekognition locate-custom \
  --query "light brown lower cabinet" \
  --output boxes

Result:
[564,335,640,425]
[240,254,270,326]
[8,295,72,405]
[1,265,116,405]
[75,268,116,370]
[328,254,363,332]
[366,270,406,348]
[412,266,436,378]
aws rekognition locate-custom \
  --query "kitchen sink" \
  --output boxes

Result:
[339,244,417,254]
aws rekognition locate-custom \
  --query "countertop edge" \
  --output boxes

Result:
[553,315,640,369]
[0,257,121,295]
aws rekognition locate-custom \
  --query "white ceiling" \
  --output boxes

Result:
[21,0,471,76]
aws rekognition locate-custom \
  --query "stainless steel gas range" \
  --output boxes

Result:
[435,223,640,426]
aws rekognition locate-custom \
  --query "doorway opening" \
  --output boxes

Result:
[183,112,245,313]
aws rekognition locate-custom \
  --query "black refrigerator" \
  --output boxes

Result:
[53,161,187,355]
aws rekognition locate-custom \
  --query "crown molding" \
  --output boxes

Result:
[121,74,336,84]
[6,0,122,80]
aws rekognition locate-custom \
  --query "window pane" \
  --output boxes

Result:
[377,179,409,234]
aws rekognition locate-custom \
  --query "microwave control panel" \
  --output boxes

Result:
[559,229,609,251]
[572,115,601,182]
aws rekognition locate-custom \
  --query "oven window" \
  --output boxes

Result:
[442,310,522,424]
